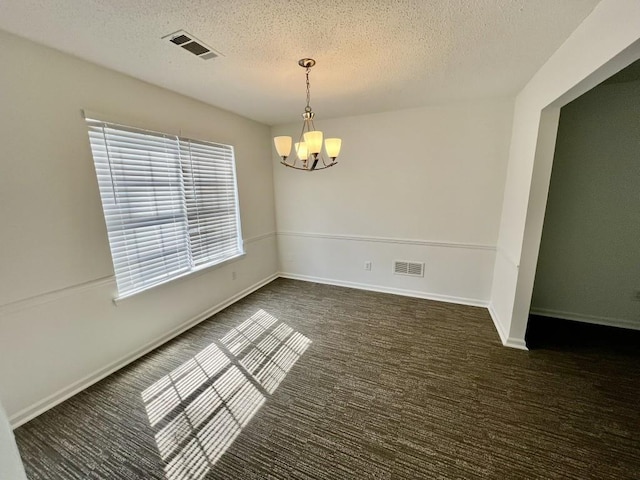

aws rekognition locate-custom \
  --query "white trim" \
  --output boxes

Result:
[277,231,495,251]
[114,232,276,303]
[490,252,528,350]
[280,274,533,350]
[488,303,529,350]
[0,232,277,313]
[505,337,529,350]
[113,252,247,303]
[488,303,508,344]
[7,270,531,427]
[496,247,520,269]
[530,308,640,331]
[244,231,276,244]
[0,276,115,316]
[9,273,279,428]
[279,272,488,308]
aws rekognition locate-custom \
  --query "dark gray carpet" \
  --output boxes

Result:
[14,278,640,479]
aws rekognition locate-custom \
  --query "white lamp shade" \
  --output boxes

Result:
[325,138,342,158]
[274,136,292,157]
[303,131,323,154]
[295,142,309,160]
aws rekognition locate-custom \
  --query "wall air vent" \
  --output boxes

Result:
[162,30,221,61]
[393,261,425,277]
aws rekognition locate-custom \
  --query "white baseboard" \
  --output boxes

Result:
[505,337,529,350]
[488,303,529,350]
[279,272,489,308]
[530,308,640,331]
[11,271,531,427]
[488,303,508,344]
[283,273,532,350]
[10,273,279,428]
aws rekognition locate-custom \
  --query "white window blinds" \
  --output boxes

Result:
[86,119,243,298]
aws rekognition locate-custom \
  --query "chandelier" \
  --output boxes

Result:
[273,58,342,171]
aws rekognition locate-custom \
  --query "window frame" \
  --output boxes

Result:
[85,116,244,300]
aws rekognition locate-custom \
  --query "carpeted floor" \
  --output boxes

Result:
[14,278,640,479]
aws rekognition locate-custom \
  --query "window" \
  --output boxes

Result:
[86,118,243,299]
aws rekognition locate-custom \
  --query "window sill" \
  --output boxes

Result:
[112,251,246,305]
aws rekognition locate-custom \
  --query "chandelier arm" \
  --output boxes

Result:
[281,161,337,171]
[281,161,311,171]
[281,162,309,171]
[299,119,307,141]
[313,161,337,170]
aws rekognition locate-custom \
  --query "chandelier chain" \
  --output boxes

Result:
[305,67,311,111]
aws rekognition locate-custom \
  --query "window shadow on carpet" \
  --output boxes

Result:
[141,309,311,480]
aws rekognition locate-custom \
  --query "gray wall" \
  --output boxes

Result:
[531,79,640,329]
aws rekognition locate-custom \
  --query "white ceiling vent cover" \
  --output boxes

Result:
[393,261,424,277]
[162,30,221,60]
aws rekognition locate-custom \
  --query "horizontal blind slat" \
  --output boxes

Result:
[88,119,242,298]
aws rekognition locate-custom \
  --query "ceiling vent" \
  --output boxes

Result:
[162,30,221,60]
[393,261,424,277]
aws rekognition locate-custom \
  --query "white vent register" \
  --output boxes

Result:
[393,261,425,277]
[162,30,221,60]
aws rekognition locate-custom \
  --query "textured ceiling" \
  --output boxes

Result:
[0,0,600,125]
